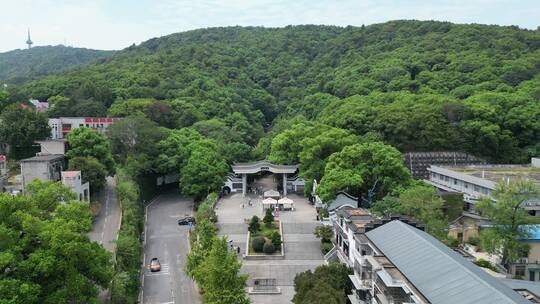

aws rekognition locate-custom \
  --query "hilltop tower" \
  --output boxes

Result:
[26,29,33,49]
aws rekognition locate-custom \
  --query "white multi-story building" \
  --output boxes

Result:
[426,158,540,213]
[61,171,90,202]
[49,117,121,139]
[329,207,540,304]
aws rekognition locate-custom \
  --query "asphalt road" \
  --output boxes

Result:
[141,189,200,304]
[88,176,122,252]
[88,176,122,303]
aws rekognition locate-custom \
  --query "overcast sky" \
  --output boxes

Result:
[1,0,539,53]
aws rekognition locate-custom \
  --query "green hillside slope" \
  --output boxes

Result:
[0,45,114,84]
[4,20,540,162]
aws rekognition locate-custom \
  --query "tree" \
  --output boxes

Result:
[299,128,359,182]
[68,156,107,193]
[293,263,352,304]
[106,115,166,162]
[24,179,77,212]
[156,128,203,174]
[248,216,261,234]
[186,219,217,280]
[268,121,321,165]
[180,139,228,200]
[195,237,249,304]
[396,184,448,240]
[314,225,333,243]
[263,208,274,227]
[476,180,540,267]
[0,105,50,159]
[0,181,113,304]
[66,128,115,174]
[317,142,411,203]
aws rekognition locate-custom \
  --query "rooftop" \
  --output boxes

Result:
[365,220,529,304]
[231,160,298,174]
[440,164,540,186]
[62,171,80,178]
[20,154,65,163]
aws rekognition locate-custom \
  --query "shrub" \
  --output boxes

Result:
[320,242,334,255]
[252,236,266,253]
[263,208,274,227]
[468,236,480,246]
[474,258,498,272]
[263,241,275,254]
[248,216,260,234]
[445,236,459,248]
[314,225,334,243]
[269,231,282,250]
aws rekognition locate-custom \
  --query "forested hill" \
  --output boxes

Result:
[4,20,540,163]
[0,45,114,84]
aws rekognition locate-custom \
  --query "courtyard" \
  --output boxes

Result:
[215,175,325,304]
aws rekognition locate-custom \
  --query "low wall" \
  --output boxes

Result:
[244,220,285,260]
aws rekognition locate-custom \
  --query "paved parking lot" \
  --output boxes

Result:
[215,186,324,304]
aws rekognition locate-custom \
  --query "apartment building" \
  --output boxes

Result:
[426,158,540,213]
[329,208,539,304]
[49,117,121,139]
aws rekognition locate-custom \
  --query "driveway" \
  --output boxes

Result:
[89,177,122,252]
[88,176,122,302]
[216,189,324,304]
[141,189,200,304]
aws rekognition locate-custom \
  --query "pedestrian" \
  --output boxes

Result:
[248,199,252,206]
[237,246,240,254]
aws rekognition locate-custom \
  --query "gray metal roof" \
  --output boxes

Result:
[500,278,540,298]
[365,220,529,304]
[328,192,358,211]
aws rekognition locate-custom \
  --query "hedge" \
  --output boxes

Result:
[110,168,144,304]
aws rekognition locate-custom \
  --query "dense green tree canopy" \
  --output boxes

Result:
[318,142,411,203]
[0,180,113,303]
[68,156,108,193]
[0,45,113,85]
[0,105,50,159]
[180,139,229,200]
[2,21,538,163]
[293,263,352,304]
[66,127,115,174]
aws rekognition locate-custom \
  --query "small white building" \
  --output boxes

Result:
[20,154,66,189]
[36,139,68,155]
[61,171,90,202]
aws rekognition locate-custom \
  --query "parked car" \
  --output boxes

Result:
[149,258,161,272]
[178,216,196,225]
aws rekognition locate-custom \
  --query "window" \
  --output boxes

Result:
[444,176,449,182]
[79,124,84,127]
[454,179,458,185]
[474,185,480,192]
[464,183,469,189]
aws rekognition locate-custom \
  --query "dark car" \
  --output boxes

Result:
[149,258,161,272]
[178,216,196,225]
